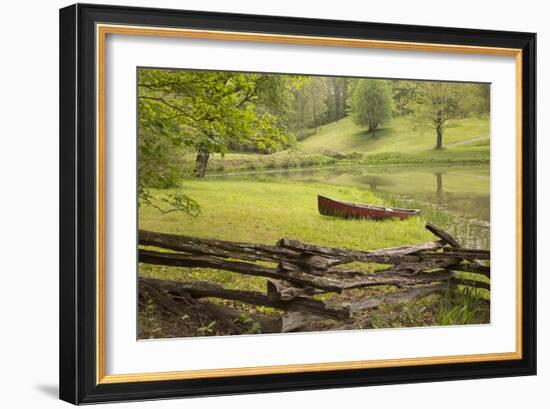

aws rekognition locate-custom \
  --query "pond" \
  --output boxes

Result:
[211,164,490,249]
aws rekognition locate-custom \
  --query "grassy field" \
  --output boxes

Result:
[139,174,490,283]
[139,115,491,337]
[140,178,434,246]
[139,178,434,291]
[300,115,489,155]
[139,176,489,337]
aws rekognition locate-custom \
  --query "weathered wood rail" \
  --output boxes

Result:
[139,223,490,332]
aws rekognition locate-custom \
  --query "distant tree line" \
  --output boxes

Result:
[289,76,351,133]
[288,76,489,149]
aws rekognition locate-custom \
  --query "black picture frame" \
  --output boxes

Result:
[59,3,536,404]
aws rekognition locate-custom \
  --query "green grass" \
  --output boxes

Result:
[141,178,433,249]
[208,150,339,174]
[203,115,490,174]
[435,286,490,325]
[454,137,490,148]
[139,115,492,334]
[139,175,490,330]
[361,148,489,165]
[300,115,489,154]
[139,178,434,291]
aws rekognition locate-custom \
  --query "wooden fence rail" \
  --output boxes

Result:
[139,223,490,332]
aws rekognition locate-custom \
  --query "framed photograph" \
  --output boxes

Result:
[59,3,536,404]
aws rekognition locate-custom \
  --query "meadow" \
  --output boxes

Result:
[139,169,490,337]
[301,116,489,153]
[207,115,490,173]
[137,70,491,338]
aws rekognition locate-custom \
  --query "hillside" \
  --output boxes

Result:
[206,115,490,173]
[299,115,490,157]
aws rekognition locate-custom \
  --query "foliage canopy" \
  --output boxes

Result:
[137,69,299,212]
[350,79,393,134]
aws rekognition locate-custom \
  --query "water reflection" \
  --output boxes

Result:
[436,172,443,199]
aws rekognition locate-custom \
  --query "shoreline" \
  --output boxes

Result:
[205,159,490,178]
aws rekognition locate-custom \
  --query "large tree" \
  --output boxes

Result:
[350,79,392,135]
[138,69,296,212]
[411,81,488,149]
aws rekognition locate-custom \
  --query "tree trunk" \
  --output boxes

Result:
[342,80,348,118]
[369,122,377,136]
[332,78,342,122]
[435,125,443,149]
[193,145,210,177]
[334,91,340,122]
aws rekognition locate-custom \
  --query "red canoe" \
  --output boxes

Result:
[318,195,420,220]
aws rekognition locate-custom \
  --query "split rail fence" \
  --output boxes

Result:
[139,223,490,332]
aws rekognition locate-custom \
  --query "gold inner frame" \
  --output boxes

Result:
[96,23,523,385]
